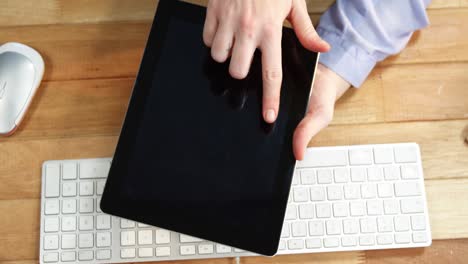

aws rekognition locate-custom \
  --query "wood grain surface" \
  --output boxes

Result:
[0,0,467,263]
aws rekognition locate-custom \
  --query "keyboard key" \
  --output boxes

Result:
[62,182,77,197]
[310,186,326,201]
[96,197,102,213]
[62,199,76,214]
[333,202,348,217]
[327,185,343,200]
[45,200,59,215]
[367,200,383,215]
[96,249,111,260]
[413,232,428,243]
[78,250,93,261]
[79,233,93,248]
[384,166,400,180]
[401,164,420,179]
[156,229,171,244]
[299,204,315,219]
[96,215,111,230]
[394,216,410,231]
[79,198,94,213]
[377,234,393,245]
[180,245,196,255]
[377,216,394,232]
[394,145,418,163]
[138,223,149,228]
[80,161,110,179]
[44,235,59,250]
[96,180,106,195]
[61,251,76,262]
[326,220,342,235]
[395,233,411,244]
[120,219,135,229]
[291,222,307,237]
[62,163,77,180]
[61,234,76,249]
[138,230,153,245]
[297,148,347,168]
[44,217,59,233]
[395,182,421,197]
[62,216,76,231]
[79,215,93,231]
[351,167,367,182]
[97,232,112,248]
[285,204,297,220]
[293,187,309,202]
[306,238,322,249]
[343,219,359,234]
[384,200,400,215]
[323,237,340,248]
[216,244,232,253]
[377,183,393,198]
[349,148,373,165]
[45,164,60,198]
[156,247,171,257]
[316,203,331,218]
[344,185,360,199]
[281,223,290,238]
[317,169,333,184]
[139,248,153,258]
[401,198,425,214]
[291,171,300,185]
[367,167,383,181]
[334,168,349,183]
[198,244,214,254]
[309,220,324,236]
[279,240,286,250]
[300,169,316,184]
[43,252,59,263]
[121,248,136,258]
[359,235,375,246]
[374,147,394,164]
[288,239,304,250]
[361,184,377,199]
[341,236,357,247]
[121,231,136,246]
[360,218,377,233]
[411,215,427,230]
[180,234,203,243]
[350,202,366,216]
[79,181,94,196]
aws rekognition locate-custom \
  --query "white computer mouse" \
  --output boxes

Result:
[0,42,44,136]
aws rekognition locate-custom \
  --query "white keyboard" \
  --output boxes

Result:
[39,143,432,263]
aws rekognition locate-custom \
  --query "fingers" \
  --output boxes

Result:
[293,107,334,160]
[260,25,283,123]
[229,32,257,79]
[289,0,330,52]
[203,4,218,47]
[211,21,235,63]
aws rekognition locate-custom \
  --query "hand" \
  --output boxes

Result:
[293,63,351,160]
[203,0,330,124]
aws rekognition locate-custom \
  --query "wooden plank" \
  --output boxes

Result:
[241,251,364,264]
[14,79,132,139]
[1,120,467,200]
[365,239,468,264]
[1,178,467,260]
[382,9,468,65]
[381,63,468,122]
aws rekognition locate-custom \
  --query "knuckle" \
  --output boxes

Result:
[239,14,256,36]
[262,23,280,40]
[263,68,283,83]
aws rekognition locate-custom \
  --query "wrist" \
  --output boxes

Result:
[316,63,351,99]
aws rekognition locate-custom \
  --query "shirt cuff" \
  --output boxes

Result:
[317,28,378,88]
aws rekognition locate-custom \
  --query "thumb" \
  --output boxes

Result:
[289,0,330,52]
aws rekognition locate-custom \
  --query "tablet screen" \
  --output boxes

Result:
[101,0,318,256]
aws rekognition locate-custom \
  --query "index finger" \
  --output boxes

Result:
[260,25,283,124]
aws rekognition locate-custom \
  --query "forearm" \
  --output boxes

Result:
[317,0,431,87]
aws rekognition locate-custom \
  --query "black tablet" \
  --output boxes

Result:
[101,0,318,256]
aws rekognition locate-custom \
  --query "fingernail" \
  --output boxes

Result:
[265,109,276,123]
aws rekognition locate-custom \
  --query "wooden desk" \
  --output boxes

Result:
[0,0,467,263]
